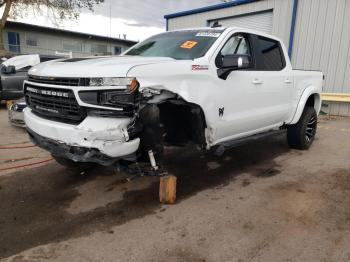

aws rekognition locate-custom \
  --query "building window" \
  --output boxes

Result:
[7,32,21,53]
[62,41,82,52]
[91,44,108,54]
[26,34,38,46]
[114,46,122,55]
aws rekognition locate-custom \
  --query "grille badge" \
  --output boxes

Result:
[26,86,69,98]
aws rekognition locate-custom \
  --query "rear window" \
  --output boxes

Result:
[125,30,223,60]
[255,36,285,71]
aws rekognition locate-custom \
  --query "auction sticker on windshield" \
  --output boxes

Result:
[180,41,198,49]
[196,32,221,38]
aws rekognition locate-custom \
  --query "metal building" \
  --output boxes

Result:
[165,0,350,116]
[3,21,137,58]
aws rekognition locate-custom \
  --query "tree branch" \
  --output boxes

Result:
[1,0,13,28]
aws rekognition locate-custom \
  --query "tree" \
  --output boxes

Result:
[0,0,104,55]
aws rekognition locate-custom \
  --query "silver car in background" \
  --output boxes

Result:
[8,98,26,127]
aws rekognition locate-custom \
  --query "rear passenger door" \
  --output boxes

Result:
[250,35,293,125]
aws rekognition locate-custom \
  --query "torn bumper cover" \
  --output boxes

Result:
[24,108,140,165]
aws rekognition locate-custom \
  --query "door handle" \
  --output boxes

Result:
[285,79,293,84]
[252,78,263,85]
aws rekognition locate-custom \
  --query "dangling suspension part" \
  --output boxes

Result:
[148,150,159,170]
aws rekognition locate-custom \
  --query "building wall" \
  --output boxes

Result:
[291,0,350,116]
[168,0,294,49]
[2,27,132,58]
[167,0,350,116]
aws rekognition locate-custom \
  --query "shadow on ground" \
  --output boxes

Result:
[0,134,288,258]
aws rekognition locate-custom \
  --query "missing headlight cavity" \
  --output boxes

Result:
[132,99,207,161]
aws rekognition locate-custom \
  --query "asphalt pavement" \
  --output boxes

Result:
[1,105,350,262]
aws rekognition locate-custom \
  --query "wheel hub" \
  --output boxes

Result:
[305,116,317,143]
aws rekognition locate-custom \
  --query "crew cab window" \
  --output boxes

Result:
[221,35,250,56]
[255,36,285,71]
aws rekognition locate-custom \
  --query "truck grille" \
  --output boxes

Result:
[25,83,86,124]
[27,75,89,86]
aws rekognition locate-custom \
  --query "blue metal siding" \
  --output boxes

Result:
[288,0,299,57]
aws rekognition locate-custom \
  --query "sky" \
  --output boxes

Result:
[12,0,223,42]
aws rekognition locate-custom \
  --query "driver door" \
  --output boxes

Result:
[212,33,272,143]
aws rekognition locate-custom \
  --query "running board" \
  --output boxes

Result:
[214,129,286,156]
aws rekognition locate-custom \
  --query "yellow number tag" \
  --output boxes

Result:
[180,41,198,49]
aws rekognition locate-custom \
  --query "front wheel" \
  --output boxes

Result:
[287,107,317,150]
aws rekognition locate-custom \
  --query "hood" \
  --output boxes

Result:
[29,56,174,78]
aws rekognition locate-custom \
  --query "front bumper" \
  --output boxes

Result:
[24,108,140,163]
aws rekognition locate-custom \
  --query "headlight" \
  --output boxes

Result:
[79,89,138,107]
[89,77,133,86]
[88,77,138,93]
[79,78,139,111]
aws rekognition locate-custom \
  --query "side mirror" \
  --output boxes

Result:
[217,54,251,80]
[3,65,16,74]
[222,55,250,69]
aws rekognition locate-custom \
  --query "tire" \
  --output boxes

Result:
[53,156,97,171]
[287,107,317,150]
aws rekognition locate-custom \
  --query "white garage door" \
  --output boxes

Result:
[209,11,273,34]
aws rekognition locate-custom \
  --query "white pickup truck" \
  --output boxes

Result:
[23,27,323,170]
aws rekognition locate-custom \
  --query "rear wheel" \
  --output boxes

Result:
[287,107,317,150]
[52,156,97,171]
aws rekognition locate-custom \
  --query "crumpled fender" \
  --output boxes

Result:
[127,60,218,128]
[289,86,322,125]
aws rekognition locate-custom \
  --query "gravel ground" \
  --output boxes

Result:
[0,105,350,262]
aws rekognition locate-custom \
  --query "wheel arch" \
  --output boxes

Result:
[137,89,209,149]
[289,88,321,125]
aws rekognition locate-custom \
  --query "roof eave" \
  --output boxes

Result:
[5,21,137,45]
[164,0,259,19]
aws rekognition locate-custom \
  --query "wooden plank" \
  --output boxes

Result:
[6,100,14,110]
[159,175,177,204]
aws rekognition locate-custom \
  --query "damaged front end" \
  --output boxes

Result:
[128,87,208,164]
[24,76,207,168]
[23,77,142,166]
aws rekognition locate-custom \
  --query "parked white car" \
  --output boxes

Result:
[23,27,323,169]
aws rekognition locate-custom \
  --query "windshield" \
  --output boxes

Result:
[125,30,224,60]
